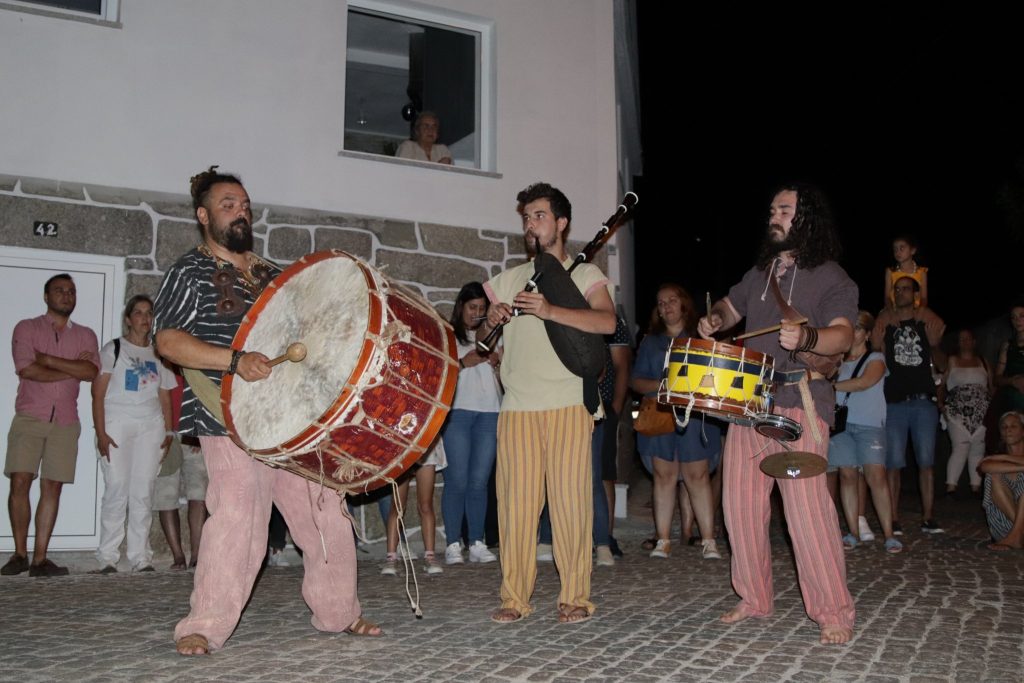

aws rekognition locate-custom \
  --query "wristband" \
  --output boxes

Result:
[228,349,244,375]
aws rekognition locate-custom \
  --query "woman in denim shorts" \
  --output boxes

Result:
[828,311,902,553]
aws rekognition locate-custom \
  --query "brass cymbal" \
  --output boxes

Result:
[759,451,826,479]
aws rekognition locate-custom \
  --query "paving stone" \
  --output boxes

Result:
[420,222,505,262]
[266,226,312,262]
[0,489,1018,683]
[312,228,373,261]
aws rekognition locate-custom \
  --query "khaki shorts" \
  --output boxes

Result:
[4,414,81,484]
[151,439,208,510]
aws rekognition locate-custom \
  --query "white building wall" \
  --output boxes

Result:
[0,0,621,278]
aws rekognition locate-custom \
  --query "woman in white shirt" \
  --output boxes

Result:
[441,283,501,565]
[91,295,176,573]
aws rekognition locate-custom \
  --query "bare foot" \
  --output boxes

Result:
[175,633,209,655]
[490,607,523,624]
[991,535,1023,550]
[820,625,853,645]
[344,616,383,637]
[720,603,761,624]
[988,542,1019,551]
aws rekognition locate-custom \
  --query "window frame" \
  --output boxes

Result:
[344,0,496,172]
[0,0,121,27]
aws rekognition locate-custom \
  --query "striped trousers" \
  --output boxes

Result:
[497,405,594,617]
[723,405,855,630]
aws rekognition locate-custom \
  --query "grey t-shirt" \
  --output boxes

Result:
[727,261,858,423]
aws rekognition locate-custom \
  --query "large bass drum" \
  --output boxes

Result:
[222,250,458,493]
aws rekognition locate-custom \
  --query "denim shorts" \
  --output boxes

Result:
[885,398,939,469]
[828,423,886,471]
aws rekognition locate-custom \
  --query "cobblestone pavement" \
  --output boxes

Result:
[1,487,1021,683]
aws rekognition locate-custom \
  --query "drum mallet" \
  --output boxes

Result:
[267,342,307,367]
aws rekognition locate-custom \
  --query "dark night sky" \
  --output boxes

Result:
[633,9,1024,332]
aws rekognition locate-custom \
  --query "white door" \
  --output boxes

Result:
[0,247,123,551]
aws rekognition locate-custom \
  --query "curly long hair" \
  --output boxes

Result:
[647,283,696,336]
[449,281,488,345]
[756,182,843,269]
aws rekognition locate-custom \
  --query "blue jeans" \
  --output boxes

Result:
[441,409,499,545]
[538,419,610,547]
[885,399,938,469]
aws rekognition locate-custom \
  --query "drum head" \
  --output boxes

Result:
[226,252,372,452]
[753,414,802,442]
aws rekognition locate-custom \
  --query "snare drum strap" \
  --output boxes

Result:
[182,367,226,427]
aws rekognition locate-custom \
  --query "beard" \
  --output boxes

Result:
[211,217,254,254]
[524,231,557,256]
[763,222,797,255]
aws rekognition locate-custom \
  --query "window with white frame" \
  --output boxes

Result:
[0,0,120,24]
[344,0,494,172]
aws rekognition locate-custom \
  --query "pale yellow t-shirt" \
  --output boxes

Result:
[484,258,610,412]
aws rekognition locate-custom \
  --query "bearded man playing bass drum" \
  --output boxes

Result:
[697,183,857,645]
[480,182,616,625]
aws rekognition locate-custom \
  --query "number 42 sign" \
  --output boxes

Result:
[33,221,58,237]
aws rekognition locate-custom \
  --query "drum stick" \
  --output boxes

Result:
[732,318,808,342]
[267,342,307,367]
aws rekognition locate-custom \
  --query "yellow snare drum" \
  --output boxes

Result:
[657,337,775,424]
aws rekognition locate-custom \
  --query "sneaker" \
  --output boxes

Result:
[1,554,29,576]
[858,516,875,542]
[135,565,155,573]
[649,539,671,559]
[701,539,722,560]
[595,545,615,566]
[536,543,554,562]
[90,565,118,575]
[28,559,69,577]
[469,540,497,563]
[423,551,443,575]
[267,548,290,567]
[380,553,398,576]
[921,519,945,534]
[892,521,903,536]
[444,542,464,565]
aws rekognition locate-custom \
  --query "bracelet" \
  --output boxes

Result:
[799,326,819,352]
[165,430,175,437]
[227,349,244,375]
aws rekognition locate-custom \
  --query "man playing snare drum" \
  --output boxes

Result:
[480,182,616,625]
[698,183,857,645]
[153,166,381,655]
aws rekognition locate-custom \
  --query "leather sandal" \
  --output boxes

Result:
[176,633,209,655]
[344,616,384,637]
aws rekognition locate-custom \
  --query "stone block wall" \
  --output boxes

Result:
[1,173,610,546]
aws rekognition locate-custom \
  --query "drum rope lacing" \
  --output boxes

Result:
[312,441,425,617]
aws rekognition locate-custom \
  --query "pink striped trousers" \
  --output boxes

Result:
[174,437,361,649]
[722,405,855,630]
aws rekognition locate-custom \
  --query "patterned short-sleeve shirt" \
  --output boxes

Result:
[152,246,279,437]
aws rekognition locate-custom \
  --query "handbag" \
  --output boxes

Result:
[634,396,675,436]
[831,353,870,436]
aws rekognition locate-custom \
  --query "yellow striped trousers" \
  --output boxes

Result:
[496,405,594,617]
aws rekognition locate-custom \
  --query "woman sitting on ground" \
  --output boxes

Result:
[978,411,1024,551]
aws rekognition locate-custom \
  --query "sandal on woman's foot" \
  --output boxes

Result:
[491,607,523,624]
[176,633,209,655]
[557,604,592,625]
[842,533,858,551]
[344,616,383,637]
[884,537,903,554]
